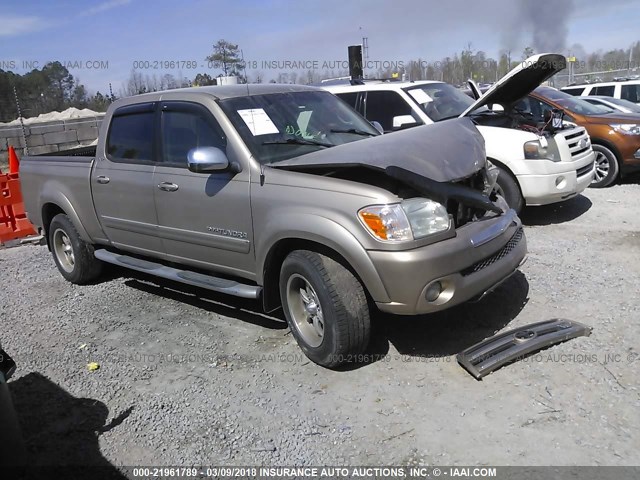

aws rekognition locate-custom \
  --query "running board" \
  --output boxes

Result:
[457,319,592,380]
[94,249,262,299]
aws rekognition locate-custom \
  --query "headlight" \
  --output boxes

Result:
[610,124,640,135]
[358,199,450,242]
[523,137,560,161]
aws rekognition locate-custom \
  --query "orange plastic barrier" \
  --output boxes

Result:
[8,146,19,174]
[0,169,37,244]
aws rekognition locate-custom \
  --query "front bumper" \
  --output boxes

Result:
[517,151,595,206]
[370,210,527,315]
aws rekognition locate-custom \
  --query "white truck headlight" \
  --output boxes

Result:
[523,138,560,161]
[611,124,640,135]
[358,199,450,242]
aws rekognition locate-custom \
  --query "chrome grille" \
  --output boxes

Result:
[560,127,591,160]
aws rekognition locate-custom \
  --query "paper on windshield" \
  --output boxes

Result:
[408,89,433,104]
[237,109,279,136]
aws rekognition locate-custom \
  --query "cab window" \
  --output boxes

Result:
[562,87,585,97]
[364,91,420,132]
[621,84,640,103]
[161,104,226,166]
[107,109,155,162]
[593,85,615,97]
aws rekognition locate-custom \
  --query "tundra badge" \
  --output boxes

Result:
[207,227,248,239]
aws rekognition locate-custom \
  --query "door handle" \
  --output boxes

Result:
[96,175,110,184]
[158,182,179,192]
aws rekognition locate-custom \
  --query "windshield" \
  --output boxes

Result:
[403,83,486,121]
[219,90,379,164]
[535,87,616,115]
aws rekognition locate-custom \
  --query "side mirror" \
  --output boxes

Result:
[370,120,384,135]
[392,115,418,130]
[187,147,231,173]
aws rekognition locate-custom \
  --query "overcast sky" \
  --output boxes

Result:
[1,0,639,94]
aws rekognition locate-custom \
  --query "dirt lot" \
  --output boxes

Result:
[1,179,639,469]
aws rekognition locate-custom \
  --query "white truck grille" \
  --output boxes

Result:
[560,127,591,160]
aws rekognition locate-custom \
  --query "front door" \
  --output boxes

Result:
[152,101,254,278]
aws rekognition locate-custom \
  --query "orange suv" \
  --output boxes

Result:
[525,87,640,187]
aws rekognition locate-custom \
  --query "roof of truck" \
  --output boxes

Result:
[131,83,321,101]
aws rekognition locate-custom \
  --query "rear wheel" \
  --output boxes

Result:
[49,214,103,284]
[279,250,370,368]
[591,144,619,188]
[494,166,524,214]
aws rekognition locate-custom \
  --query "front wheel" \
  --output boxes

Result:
[591,144,619,188]
[279,250,370,368]
[494,166,524,214]
[49,214,103,284]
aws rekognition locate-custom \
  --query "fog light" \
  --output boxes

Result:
[425,281,443,302]
[634,148,640,159]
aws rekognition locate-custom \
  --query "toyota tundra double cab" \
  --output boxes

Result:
[20,84,527,367]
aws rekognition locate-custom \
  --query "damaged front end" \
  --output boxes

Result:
[272,117,509,234]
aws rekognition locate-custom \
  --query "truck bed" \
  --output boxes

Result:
[20,152,98,240]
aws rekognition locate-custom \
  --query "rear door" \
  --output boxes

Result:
[152,101,254,276]
[92,102,163,256]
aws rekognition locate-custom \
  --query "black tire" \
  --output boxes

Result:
[494,166,524,214]
[48,214,103,284]
[279,250,370,368]
[591,144,619,188]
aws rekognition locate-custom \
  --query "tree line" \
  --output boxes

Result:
[0,62,115,123]
[2,39,639,122]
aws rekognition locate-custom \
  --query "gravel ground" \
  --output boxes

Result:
[1,179,639,470]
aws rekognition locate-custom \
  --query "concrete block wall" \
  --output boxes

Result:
[0,115,105,164]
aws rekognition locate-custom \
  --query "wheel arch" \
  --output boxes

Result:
[487,157,520,186]
[487,156,524,199]
[40,192,92,244]
[260,233,388,314]
[590,139,622,166]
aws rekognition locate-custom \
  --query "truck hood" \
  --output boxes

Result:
[461,53,567,116]
[270,117,486,183]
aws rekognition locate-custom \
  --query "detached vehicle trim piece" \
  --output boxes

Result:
[457,319,593,379]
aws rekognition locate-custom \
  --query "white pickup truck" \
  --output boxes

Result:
[324,54,596,212]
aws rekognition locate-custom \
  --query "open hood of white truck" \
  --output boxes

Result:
[460,53,567,117]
